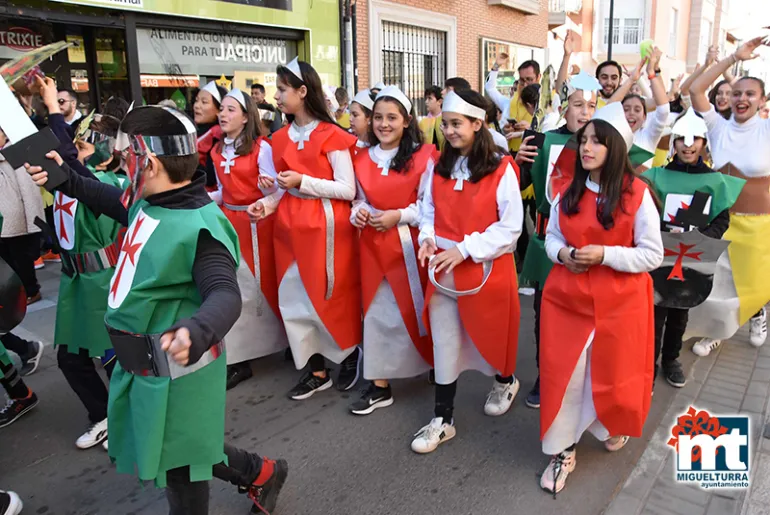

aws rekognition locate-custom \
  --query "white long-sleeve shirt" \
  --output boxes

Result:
[350,145,433,227]
[485,70,512,116]
[634,104,671,169]
[259,121,355,216]
[418,158,524,262]
[545,179,663,273]
[698,106,770,178]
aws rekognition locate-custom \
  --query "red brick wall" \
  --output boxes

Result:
[355,0,548,91]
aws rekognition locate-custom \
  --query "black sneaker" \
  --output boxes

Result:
[525,376,540,409]
[663,360,686,388]
[226,362,254,391]
[349,382,394,415]
[0,490,23,515]
[336,347,362,391]
[284,347,293,362]
[20,341,44,376]
[248,458,288,514]
[288,371,333,400]
[0,392,39,428]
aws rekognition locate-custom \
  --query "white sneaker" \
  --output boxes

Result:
[750,308,767,347]
[0,490,22,515]
[410,417,456,454]
[484,377,520,416]
[604,435,630,452]
[76,418,108,449]
[540,449,577,496]
[102,439,109,451]
[692,338,721,357]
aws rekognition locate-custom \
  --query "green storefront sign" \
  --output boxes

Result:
[49,0,341,81]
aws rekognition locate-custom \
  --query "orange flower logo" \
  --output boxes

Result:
[668,406,729,464]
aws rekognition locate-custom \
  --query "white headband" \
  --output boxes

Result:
[376,85,412,113]
[352,89,374,111]
[201,81,222,104]
[442,91,485,120]
[372,82,386,90]
[225,89,247,110]
[286,57,303,82]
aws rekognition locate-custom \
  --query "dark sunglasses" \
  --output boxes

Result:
[58,98,74,105]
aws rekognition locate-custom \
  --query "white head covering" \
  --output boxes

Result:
[285,57,304,82]
[225,89,247,110]
[325,86,340,112]
[200,81,222,104]
[671,108,708,146]
[375,85,412,113]
[352,89,375,111]
[372,82,386,91]
[565,71,601,102]
[442,90,486,120]
[591,102,634,151]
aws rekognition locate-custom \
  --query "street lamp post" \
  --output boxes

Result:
[607,0,615,60]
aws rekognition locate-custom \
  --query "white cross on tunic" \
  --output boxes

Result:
[377,158,391,176]
[295,126,312,150]
[221,147,237,174]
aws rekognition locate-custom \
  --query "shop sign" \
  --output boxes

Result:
[140,74,200,88]
[0,27,43,51]
[137,28,298,76]
[214,0,291,11]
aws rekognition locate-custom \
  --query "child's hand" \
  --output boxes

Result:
[160,327,192,366]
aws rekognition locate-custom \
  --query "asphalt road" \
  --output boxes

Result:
[0,266,683,515]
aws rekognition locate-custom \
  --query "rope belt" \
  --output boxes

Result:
[429,236,494,298]
[223,202,263,316]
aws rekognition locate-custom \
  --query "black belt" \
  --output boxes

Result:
[106,324,223,379]
[61,241,121,278]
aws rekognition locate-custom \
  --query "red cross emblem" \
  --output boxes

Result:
[108,210,160,309]
[54,192,78,250]
[664,243,703,281]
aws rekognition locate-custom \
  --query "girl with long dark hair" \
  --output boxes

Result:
[194,81,228,190]
[538,106,663,495]
[247,58,362,398]
[413,89,523,453]
[349,86,435,415]
[349,89,376,152]
[686,36,770,353]
[708,80,732,120]
[210,89,288,390]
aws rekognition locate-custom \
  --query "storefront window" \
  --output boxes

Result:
[136,27,299,114]
[479,37,546,98]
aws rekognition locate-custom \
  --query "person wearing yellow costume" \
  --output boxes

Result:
[419,86,444,149]
[685,36,770,354]
[485,54,540,153]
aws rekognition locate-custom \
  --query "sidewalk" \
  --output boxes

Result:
[605,325,770,515]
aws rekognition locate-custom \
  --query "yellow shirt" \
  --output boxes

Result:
[419,116,445,151]
[596,96,609,110]
[337,112,350,129]
[508,91,534,152]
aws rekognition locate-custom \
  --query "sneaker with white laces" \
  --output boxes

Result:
[750,308,767,347]
[20,341,44,376]
[0,490,23,515]
[692,338,721,357]
[410,417,456,454]
[604,435,630,452]
[76,418,108,449]
[484,377,520,416]
[540,449,577,497]
[102,439,109,452]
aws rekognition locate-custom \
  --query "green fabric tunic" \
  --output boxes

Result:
[520,131,656,287]
[104,200,239,488]
[641,166,746,224]
[54,170,126,357]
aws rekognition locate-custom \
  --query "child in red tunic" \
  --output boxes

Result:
[349,86,435,415]
[413,90,523,454]
[349,89,376,154]
[539,109,663,496]
[248,58,363,398]
[210,89,288,390]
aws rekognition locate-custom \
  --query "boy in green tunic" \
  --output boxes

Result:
[642,108,745,388]
[26,106,287,515]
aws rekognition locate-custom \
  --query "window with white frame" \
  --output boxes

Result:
[669,8,678,57]
[623,18,641,45]
[699,19,713,61]
[603,18,620,45]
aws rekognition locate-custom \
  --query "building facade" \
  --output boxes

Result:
[0,0,342,113]
[355,0,548,114]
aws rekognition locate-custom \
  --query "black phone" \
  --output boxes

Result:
[2,128,67,192]
[523,129,546,149]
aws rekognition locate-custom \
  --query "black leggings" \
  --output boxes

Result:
[1,355,29,399]
[165,443,264,515]
[57,345,115,423]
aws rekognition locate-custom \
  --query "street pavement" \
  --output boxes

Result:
[1,264,761,515]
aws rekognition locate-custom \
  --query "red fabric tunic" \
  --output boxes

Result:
[198,125,222,193]
[540,177,654,439]
[210,137,280,319]
[271,122,361,351]
[423,156,521,377]
[353,144,435,365]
